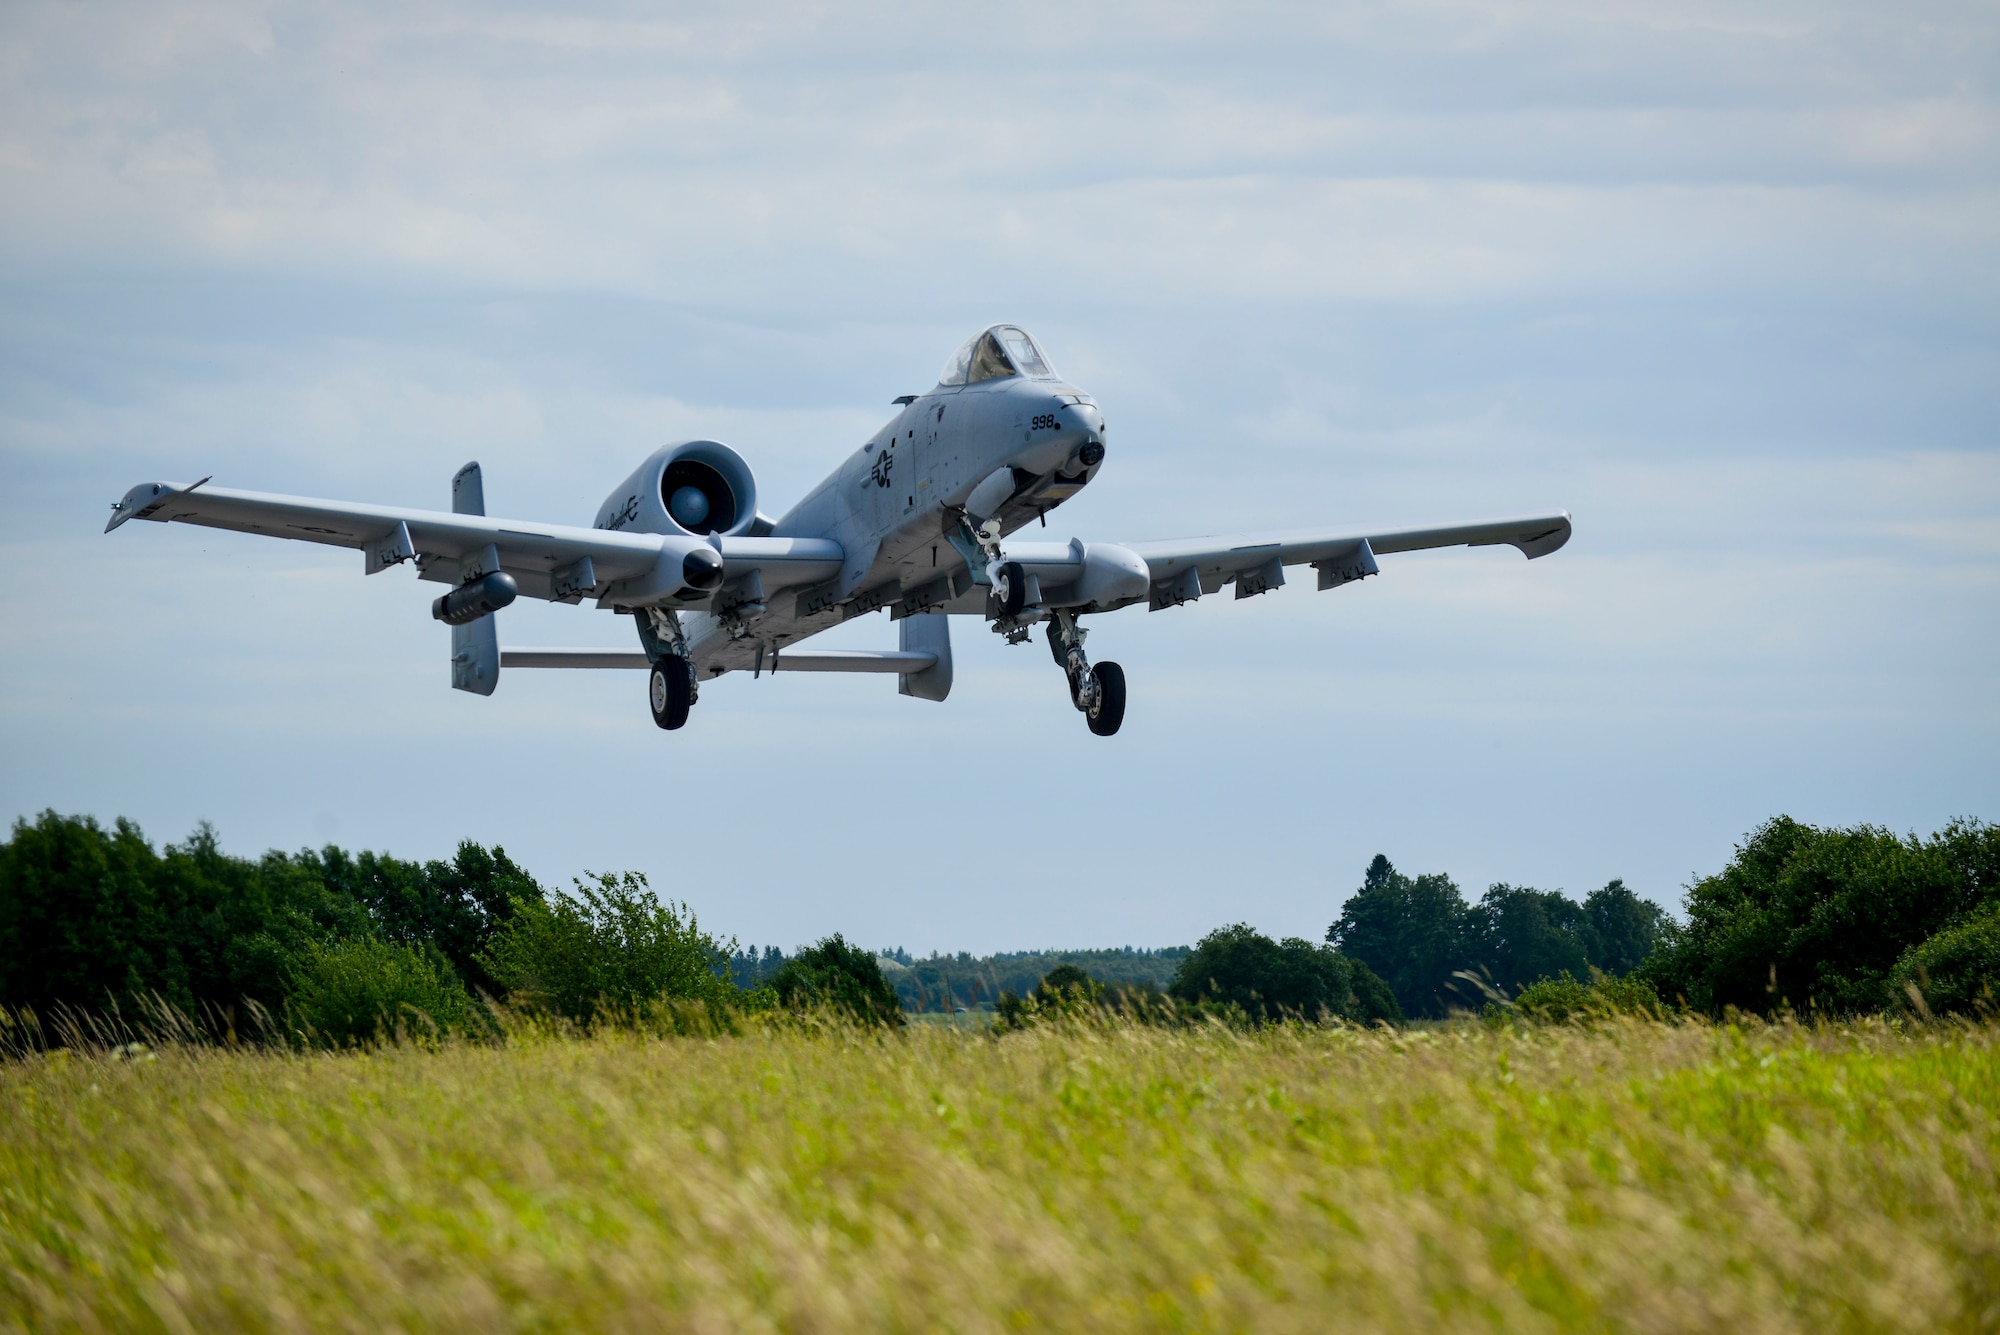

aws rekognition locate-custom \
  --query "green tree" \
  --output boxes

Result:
[767,935,904,1027]
[1171,924,1401,1024]
[1465,884,1594,998]
[1327,855,1469,1018]
[1584,879,1667,976]
[0,812,374,1017]
[313,841,545,997]
[477,872,734,1023]
[1642,817,2000,1015]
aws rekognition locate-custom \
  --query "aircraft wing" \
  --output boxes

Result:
[103,478,843,604]
[1118,512,1571,609]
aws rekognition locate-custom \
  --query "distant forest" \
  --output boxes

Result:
[732,947,1191,1013]
[2,809,1996,1034]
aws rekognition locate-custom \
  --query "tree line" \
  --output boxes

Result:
[2,809,1995,1041]
[0,811,897,1043]
[732,945,1190,1013]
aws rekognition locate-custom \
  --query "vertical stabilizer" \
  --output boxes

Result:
[898,613,952,702]
[449,462,500,695]
[452,461,485,517]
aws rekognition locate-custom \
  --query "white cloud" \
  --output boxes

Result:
[0,0,1995,948]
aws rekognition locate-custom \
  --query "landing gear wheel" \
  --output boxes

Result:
[996,560,1028,617]
[649,654,693,730]
[1085,660,1126,737]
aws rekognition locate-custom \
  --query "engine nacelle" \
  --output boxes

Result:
[594,439,760,539]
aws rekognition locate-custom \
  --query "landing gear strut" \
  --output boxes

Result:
[1048,609,1126,737]
[639,607,698,731]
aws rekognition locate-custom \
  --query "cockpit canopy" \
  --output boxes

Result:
[939,325,1058,386]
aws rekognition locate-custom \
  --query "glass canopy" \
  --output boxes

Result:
[938,325,1058,385]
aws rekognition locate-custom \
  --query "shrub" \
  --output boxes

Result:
[767,935,904,1027]
[477,872,735,1024]
[1892,903,2000,1015]
[1510,970,1667,1023]
[994,964,1110,1031]
[286,938,479,1046]
[1170,924,1402,1024]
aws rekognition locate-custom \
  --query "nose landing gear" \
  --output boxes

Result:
[1048,609,1126,737]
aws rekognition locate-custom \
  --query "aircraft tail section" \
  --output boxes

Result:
[449,462,501,696]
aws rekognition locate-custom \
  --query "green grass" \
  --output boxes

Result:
[4,1017,1998,1332]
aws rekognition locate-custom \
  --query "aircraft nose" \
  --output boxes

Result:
[1056,399,1102,442]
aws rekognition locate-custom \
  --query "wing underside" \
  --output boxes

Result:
[1116,512,1571,610]
[104,480,843,606]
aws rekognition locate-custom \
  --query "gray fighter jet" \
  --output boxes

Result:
[107,324,1571,737]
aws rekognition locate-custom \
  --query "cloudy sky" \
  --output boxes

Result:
[3,0,1995,954]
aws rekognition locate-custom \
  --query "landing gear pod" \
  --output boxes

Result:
[680,546,725,592]
[432,571,519,625]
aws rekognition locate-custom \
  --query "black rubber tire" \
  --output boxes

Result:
[649,655,693,730]
[1086,660,1126,736]
[997,560,1028,617]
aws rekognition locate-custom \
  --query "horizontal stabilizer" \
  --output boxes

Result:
[500,647,939,675]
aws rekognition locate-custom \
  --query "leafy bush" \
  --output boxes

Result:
[767,935,904,1026]
[1892,902,2000,1015]
[994,963,1110,1030]
[1510,970,1667,1023]
[1642,817,2000,1015]
[477,872,735,1024]
[1170,924,1401,1024]
[1035,963,1100,1001]
[287,938,480,1046]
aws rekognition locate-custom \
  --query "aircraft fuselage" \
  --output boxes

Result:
[681,370,1108,674]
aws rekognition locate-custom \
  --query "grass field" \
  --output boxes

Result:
[4,1016,1998,1332]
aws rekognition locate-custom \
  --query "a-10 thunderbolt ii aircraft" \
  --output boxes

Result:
[107,324,1572,737]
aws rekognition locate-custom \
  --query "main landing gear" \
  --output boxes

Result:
[649,655,694,730]
[640,607,698,731]
[1048,608,1126,737]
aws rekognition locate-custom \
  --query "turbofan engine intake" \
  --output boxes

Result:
[594,439,760,539]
